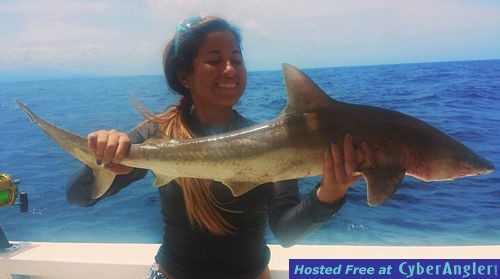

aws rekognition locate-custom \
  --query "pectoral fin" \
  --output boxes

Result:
[91,167,117,199]
[220,181,262,197]
[363,165,406,206]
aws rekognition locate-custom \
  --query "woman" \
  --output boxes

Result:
[67,16,372,279]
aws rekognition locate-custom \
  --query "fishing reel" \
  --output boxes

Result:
[0,174,27,212]
[1,174,28,253]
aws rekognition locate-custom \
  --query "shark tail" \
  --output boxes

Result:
[14,99,116,199]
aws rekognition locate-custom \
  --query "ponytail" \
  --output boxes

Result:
[134,101,236,236]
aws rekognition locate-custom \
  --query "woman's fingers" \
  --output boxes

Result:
[360,141,376,169]
[87,129,130,165]
[318,133,367,204]
[330,138,344,181]
[322,146,336,185]
[95,130,110,163]
[102,131,119,165]
[87,131,98,155]
[114,135,131,163]
[330,134,360,184]
[343,134,357,177]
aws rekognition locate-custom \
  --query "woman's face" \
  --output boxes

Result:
[186,30,247,113]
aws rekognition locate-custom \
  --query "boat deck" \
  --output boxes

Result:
[1,242,498,278]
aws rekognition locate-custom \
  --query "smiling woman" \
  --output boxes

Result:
[63,15,369,279]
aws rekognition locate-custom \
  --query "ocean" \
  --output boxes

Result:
[1,60,499,246]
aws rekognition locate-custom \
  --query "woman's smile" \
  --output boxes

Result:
[218,82,237,88]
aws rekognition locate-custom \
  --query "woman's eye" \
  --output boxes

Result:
[206,60,220,65]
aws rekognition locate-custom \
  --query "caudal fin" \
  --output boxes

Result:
[15,99,116,198]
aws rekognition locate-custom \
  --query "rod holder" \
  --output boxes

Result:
[0,226,20,254]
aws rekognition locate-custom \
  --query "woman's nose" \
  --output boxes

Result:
[223,61,236,76]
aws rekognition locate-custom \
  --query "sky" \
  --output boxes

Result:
[0,0,499,76]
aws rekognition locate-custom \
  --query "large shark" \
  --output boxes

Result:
[15,64,494,206]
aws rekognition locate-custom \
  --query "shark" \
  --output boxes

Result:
[15,64,494,206]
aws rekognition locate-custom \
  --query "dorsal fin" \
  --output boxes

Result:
[281,63,336,115]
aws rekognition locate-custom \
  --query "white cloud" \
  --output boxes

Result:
[0,0,499,74]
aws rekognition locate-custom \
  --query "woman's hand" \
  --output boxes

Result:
[87,129,133,175]
[317,133,374,204]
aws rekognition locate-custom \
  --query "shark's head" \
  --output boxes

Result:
[421,141,495,181]
[445,150,494,179]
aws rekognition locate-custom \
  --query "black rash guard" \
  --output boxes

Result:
[66,110,346,279]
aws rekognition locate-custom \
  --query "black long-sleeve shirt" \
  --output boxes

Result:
[66,111,346,279]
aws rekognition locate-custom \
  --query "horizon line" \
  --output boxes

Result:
[1,58,499,83]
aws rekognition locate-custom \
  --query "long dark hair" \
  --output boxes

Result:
[136,17,244,235]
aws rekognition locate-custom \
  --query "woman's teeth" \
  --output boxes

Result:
[219,83,236,88]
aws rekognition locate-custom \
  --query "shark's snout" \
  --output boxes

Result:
[476,157,495,173]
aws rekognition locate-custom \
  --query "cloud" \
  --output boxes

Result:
[0,0,164,73]
[0,0,499,74]
[238,0,500,68]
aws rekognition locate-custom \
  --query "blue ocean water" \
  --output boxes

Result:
[1,60,499,246]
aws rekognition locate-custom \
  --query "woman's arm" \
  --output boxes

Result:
[268,180,345,247]
[269,134,374,247]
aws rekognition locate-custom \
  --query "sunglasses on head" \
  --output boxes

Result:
[174,16,211,55]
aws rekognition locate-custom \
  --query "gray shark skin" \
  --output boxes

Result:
[15,64,494,206]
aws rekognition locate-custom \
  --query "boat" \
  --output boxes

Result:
[1,242,499,278]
